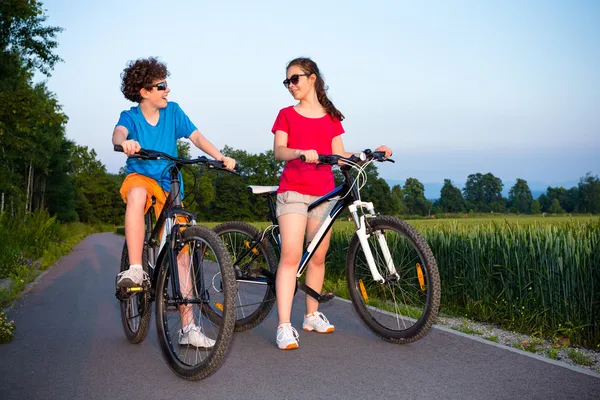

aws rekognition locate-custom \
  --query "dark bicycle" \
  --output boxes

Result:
[113,144,237,380]
[211,150,441,343]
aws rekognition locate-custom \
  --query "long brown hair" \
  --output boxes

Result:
[286,57,345,121]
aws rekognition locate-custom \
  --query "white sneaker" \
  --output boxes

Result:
[117,266,149,288]
[179,325,216,348]
[276,323,299,350]
[303,311,335,333]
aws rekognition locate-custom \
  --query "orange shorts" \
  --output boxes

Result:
[120,173,189,245]
[120,173,169,219]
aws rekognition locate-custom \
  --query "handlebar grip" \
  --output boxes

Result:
[300,155,306,162]
[114,144,124,152]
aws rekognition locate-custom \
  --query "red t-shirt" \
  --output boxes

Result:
[272,106,345,196]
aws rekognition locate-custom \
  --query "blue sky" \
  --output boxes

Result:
[39,0,599,195]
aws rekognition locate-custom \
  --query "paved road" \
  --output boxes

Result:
[1,233,598,400]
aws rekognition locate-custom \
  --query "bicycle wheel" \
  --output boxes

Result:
[212,221,278,331]
[346,216,441,343]
[155,225,236,380]
[118,241,151,344]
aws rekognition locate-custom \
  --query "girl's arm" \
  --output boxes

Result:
[273,130,318,162]
[189,130,236,170]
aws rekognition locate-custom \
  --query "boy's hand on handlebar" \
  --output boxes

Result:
[120,140,141,156]
[374,145,393,158]
[299,149,318,163]
[221,156,236,170]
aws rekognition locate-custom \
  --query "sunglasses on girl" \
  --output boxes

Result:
[149,81,168,91]
[283,74,309,89]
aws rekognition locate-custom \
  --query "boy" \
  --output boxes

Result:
[112,57,235,347]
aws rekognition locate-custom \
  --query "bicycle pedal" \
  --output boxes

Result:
[126,286,144,293]
[318,292,335,303]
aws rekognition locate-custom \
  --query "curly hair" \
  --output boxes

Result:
[286,57,344,122]
[120,57,170,103]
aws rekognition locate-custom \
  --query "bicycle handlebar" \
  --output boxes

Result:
[299,149,395,165]
[114,144,238,174]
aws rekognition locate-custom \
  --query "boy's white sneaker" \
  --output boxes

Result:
[179,325,216,348]
[117,266,148,288]
[303,311,335,333]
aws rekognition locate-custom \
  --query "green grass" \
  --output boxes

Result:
[451,319,484,335]
[567,348,594,366]
[484,335,499,343]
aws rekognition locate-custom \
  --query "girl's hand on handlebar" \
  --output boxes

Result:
[221,156,236,170]
[299,149,318,163]
[375,145,393,158]
[120,140,141,156]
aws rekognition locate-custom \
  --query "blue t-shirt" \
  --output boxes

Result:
[116,101,197,192]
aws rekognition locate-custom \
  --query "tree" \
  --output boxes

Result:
[530,200,541,214]
[549,199,564,214]
[0,1,65,215]
[403,178,430,216]
[0,0,64,76]
[544,186,578,213]
[70,144,123,223]
[390,184,407,216]
[463,172,505,212]
[508,178,533,214]
[45,138,77,221]
[438,179,465,213]
[578,172,600,214]
[367,178,395,215]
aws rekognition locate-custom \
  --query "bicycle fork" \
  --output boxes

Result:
[348,202,399,283]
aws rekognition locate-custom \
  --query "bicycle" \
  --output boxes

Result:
[212,150,441,343]
[113,144,237,380]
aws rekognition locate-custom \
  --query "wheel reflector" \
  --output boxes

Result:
[359,279,369,303]
[416,263,425,291]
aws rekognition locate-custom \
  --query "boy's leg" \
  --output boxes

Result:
[176,246,216,348]
[117,186,149,287]
[177,249,194,328]
[125,187,148,265]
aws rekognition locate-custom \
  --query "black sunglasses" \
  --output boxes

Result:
[149,81,168,91]
[283,74,309,89]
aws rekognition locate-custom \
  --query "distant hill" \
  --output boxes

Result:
[384,179,578,201]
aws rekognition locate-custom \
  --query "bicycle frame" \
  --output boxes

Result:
[113,145,233,306]
[241,162,399,301]
[138,165,199,303]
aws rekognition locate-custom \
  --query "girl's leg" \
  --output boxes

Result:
[276,213,308,324]
[125,187,148,265]
[304,219,332,315]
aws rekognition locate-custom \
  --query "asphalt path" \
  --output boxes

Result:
[1,233,598,400]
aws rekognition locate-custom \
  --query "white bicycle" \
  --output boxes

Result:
[210,150,441,343]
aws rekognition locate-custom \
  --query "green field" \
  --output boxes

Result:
[206,214,599,232]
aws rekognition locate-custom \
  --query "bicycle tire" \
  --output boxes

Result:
[155,225,236,380]
[212,221,278,331]
[118,241,151,344]
[346,215,441,344]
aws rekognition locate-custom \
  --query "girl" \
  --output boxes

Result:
[272,57,392,350]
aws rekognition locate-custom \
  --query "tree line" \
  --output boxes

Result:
[1,2,598,226]
[433,173,600,216]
